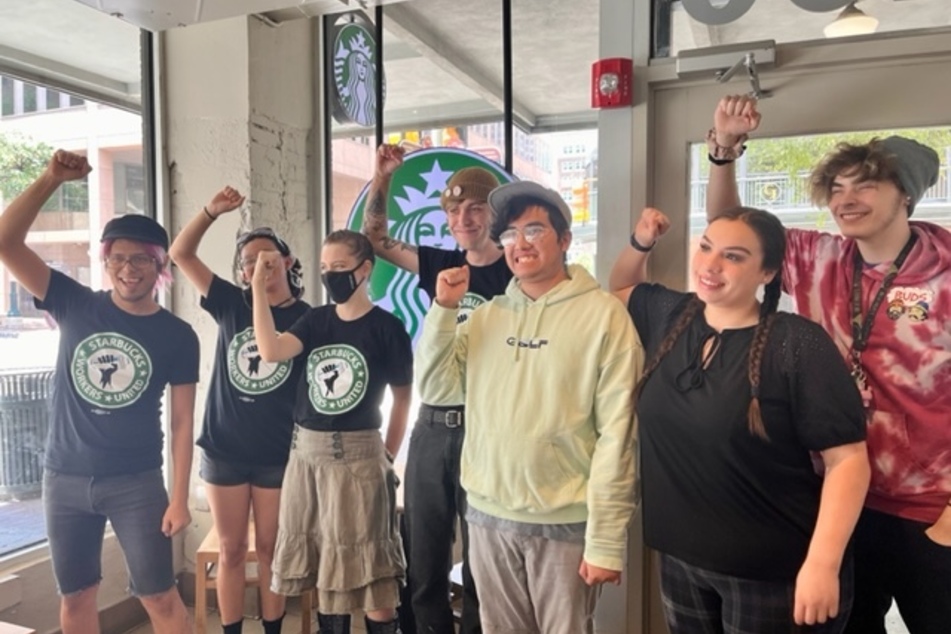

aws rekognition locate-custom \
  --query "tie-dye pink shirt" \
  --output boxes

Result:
[783,222,951,523]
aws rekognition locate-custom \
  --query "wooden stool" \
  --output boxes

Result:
[196,523,314,634]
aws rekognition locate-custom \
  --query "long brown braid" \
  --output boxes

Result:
[746,276,781,440]
[632,296,705,402]
[633,207,786,441]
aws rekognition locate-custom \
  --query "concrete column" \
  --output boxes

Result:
[160,13,320,571]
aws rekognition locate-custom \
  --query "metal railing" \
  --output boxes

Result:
[690,164,951,231]
[0,369,54,499]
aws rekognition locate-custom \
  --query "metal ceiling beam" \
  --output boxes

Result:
[330,99,501,138]
[0,44,139,111]
[382,3,537,130]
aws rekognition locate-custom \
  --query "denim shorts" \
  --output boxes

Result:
[43,468,174,596]
[199,451,286,489]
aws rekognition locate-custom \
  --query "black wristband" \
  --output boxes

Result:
[203,206,216,221]
[708,153,737,166]
[629,234,655,252]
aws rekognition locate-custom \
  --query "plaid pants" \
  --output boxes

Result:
[659,553,853,634]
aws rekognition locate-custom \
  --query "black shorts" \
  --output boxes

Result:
[199,451,286,489]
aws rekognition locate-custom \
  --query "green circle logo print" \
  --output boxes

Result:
[227,328,293,396]
[346,147,514,345]
[457,292,488,325]
[332,22,383,127]
[71,332,151,409]
[307,344,368,415]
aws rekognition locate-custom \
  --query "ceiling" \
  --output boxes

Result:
[0,0,947,130]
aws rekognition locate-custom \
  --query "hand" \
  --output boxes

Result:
[578,560,622,586]
[47,150,92,183]
[435,265,469,309]
[925,504,951,546]
[251,250,284,288]
[376,144,405,177]
[793,559,840,625]
[633,207,671,248]
[713,95,761,146]
[205,186,245,218]
[161,500,191,537]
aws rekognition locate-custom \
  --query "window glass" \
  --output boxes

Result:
[0,74,143,556]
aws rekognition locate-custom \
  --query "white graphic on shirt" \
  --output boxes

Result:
[307,344,368,415]
[71,332,152,409]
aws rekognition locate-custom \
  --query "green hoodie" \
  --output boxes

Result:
[416,265,642,571]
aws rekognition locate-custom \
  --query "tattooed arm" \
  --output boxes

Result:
[362,143,421,274]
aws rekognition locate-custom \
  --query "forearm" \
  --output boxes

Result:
[805,448,870,570]
[168,207,215,263]
[252,283,283,361]
[608,242,651,292]
[168,415,194,507]
[384,389,411,457]
[0,171,61,248]
[362,174,392,244]
[586,341,639,570]
[415,305,466,405]
[706,161,742,221]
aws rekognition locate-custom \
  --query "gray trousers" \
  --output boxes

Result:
[469,523,598,634]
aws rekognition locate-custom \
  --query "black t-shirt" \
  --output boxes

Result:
[287,305,413,431]
[196,275,310,466]
[35,270,200,477]
[417,246,512,324]
[629,284,866,581]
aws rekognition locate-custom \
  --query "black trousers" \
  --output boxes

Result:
[403,408,481,634]
[844,508,951,634]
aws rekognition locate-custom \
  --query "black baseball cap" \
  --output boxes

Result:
[101,214,169,251]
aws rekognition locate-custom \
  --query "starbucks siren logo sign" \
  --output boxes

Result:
[331,19,384,127]
[72,332,151,409]
[346,147,514,346]
[228,327,293,396]
[307,344,368,415]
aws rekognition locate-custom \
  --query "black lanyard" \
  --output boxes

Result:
[850,233,917,354]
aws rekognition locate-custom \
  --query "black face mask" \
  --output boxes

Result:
[321,261,365,304]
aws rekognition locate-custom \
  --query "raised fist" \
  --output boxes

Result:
[375,144,405,177]
[48,150,92,183]
[206,186,245,218]
[633,207,671,248]
[435,265,469,309]
[713,95,761,146]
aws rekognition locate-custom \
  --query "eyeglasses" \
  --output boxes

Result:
[104,254,156,270]
[498,225,549,247]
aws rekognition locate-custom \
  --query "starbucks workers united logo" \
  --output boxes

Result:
[307,344,368,415]
[347,148,514,345]
[72,332,151,409]
[228,328,293,395]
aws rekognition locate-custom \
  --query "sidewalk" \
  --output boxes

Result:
[0,496,46,555]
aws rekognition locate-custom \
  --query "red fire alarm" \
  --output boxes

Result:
[591,58,633,108]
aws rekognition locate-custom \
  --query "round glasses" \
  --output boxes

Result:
[498,225,549,247]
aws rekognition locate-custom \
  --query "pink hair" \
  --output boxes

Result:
[100,239,173,293]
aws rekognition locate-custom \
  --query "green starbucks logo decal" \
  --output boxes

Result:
[457,292,487,324]
[72,332,151,409]
[307,344,368,415]
[347,147,514,345]
[228,328,293,395]
[332,21,383,127]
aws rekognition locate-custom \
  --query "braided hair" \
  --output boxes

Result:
[633,207,786,440]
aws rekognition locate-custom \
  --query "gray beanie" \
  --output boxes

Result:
[880,136,940,215]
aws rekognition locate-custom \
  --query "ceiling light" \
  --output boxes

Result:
[824,2,879,39]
